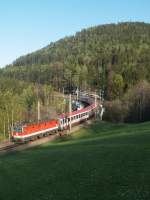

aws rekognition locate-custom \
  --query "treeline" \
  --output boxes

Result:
[1,22,150,127]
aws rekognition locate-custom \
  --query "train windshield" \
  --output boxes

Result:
[12,127,22,133]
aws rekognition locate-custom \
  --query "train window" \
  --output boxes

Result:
[68,118,70,122]
[13,127,22,133]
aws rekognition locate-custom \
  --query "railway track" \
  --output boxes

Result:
[0,134,58,155]
[0,119,94,155]
[0,143,21,153]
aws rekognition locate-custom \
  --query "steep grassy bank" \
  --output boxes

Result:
[0,121,150,200]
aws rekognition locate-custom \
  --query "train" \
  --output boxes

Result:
[12,98,97,143]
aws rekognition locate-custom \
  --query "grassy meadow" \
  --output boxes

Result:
[0,121,150,200]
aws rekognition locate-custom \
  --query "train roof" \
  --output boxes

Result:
[59,103,96,119]
[14,119,57,128]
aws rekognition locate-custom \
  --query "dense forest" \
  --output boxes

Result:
[1,22,150,139]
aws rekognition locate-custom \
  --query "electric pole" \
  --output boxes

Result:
[3,118,6,139]
[95,90,97,119]
[38,100,41,121]
[63,87,65,98]
[76,87,79,101]
[69,94,72,131]
[95,90,97,107]
[11,109,14,138]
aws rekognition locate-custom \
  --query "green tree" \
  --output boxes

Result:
[113,74,124,98]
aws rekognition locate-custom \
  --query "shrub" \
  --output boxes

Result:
[104,99,128,122]
[125,80,150,122]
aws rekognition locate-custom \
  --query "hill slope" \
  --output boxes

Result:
[1,22,150,123]
[2,22,150,96]
[13,22,150,67]
[1,121,150,200]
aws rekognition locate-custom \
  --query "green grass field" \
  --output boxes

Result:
[1,121,150,200]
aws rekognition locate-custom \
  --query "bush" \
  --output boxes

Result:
[104,100,128,122]
[125,80,150,122]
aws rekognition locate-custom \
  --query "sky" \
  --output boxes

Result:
[0,0,150,67]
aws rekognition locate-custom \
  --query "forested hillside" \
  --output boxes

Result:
[1,22,150,140]
[5,22,150,95]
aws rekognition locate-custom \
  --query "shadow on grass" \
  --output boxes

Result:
[2,120,150,158]
[24,120,150,154]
